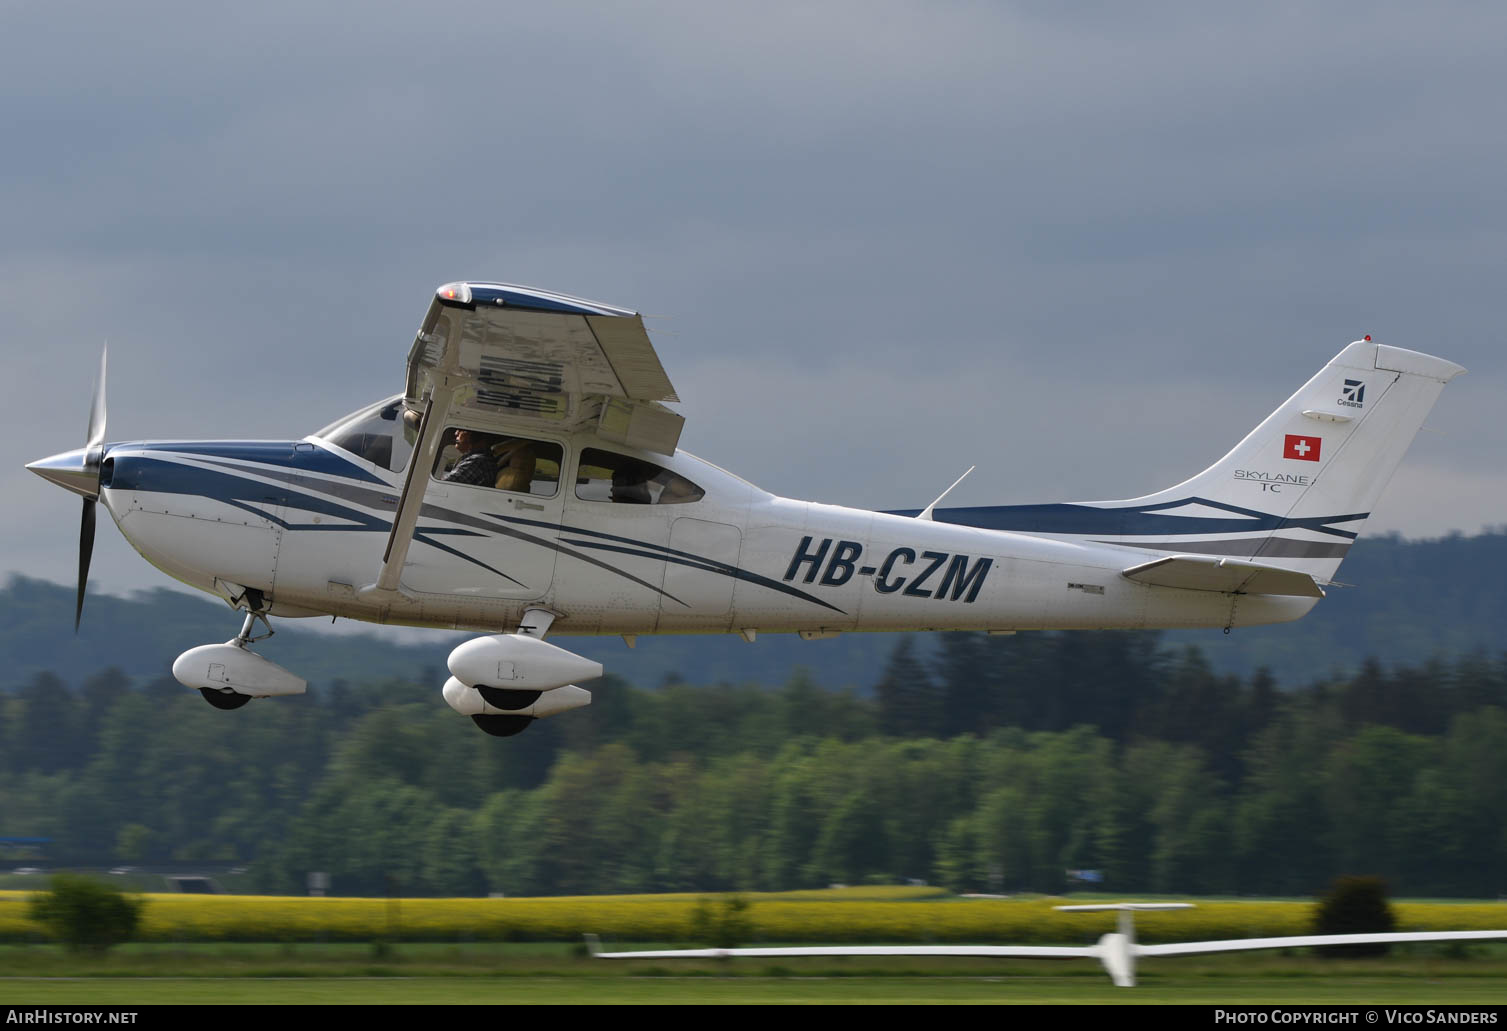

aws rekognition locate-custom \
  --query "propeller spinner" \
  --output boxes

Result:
[25,347,107,631]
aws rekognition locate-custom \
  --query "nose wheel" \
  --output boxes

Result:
[187,592,294,709]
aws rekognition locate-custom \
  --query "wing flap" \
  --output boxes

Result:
[1122,555,1324,598]
[587,315,679,402]
[404,282,683,454]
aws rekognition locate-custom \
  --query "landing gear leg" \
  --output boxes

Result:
[517,607,556,639]
[233,591,275,646]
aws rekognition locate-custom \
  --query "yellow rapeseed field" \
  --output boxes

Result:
[1,889,1504,945]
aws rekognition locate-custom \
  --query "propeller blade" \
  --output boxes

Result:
[86,345,107,451]
[76,498,96,633]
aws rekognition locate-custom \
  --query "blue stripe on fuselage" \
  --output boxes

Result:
[884,498,1368,540]
[108,456,391,531]
[126,441,389,485]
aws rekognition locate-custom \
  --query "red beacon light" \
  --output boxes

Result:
[436,282,473,305]
[1364,334,1372,341]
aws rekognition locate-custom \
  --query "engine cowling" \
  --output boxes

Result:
[447,634,603,692]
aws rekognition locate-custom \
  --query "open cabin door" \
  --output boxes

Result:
[399,431,568,602]
[368,282,683,606]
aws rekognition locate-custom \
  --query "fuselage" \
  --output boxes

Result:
[92,425,1314,639]
[23,288,1462,734]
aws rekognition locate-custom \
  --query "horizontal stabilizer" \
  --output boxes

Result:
[1122,555,1324,598]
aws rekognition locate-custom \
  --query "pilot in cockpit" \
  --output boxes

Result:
[443,429,501,486]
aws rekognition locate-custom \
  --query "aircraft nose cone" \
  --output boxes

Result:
[26,448,99,499]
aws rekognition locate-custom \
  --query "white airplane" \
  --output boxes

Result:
[26,282,1465,736]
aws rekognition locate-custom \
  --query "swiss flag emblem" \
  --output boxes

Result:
[1284,434,1322,462]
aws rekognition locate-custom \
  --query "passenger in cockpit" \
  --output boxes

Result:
[610,465,652,504]
[493,439,538,493]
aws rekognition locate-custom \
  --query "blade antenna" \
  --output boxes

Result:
[918,465,975,521]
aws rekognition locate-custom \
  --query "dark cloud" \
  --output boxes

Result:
[5,2,1502,595]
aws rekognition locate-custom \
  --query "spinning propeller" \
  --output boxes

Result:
[26,347,108,631]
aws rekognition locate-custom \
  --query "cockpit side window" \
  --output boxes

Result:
[315,398,416,472]
[431,428,563,496]
[575,448,705,505]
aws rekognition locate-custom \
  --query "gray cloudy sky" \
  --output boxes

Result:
[5,1,1503,602]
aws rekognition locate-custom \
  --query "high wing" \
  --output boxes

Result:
[404,281,683,456]
[367,281,683,599]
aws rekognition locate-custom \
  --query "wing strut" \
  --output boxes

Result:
[361,386,454,600]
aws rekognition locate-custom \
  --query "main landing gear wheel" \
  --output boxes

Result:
[476,686,542,710]
[471,714,534,737]
[199,688,251,710]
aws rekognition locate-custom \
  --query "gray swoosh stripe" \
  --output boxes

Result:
[1095,537,1352,559]
[196,457,685,603]
[195,456,834,612]
[195,458,399,511]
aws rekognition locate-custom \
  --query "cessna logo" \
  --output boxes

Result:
[783,536,993,603]
[1339,379,1366,408]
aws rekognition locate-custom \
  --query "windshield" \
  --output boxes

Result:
[314,396,416,472]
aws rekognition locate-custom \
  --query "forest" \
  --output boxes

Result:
[3,628,1504,899]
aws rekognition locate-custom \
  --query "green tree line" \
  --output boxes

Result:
[2,633,1504,898]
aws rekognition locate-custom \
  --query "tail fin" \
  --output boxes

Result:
[1092,340,1465,581]
[924,340,1463,583]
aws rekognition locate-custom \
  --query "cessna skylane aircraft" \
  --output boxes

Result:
[27,282,1464,736]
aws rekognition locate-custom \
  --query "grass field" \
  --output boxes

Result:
[4,974,1507,1005]
[1,943,1506,1004]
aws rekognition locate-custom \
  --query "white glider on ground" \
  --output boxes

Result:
[587,903,1507,987]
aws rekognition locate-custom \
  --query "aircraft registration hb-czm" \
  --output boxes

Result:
[27,282,1465,736]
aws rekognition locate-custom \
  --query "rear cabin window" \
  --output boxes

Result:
[575,448,704,505]
[431,429,563,496]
